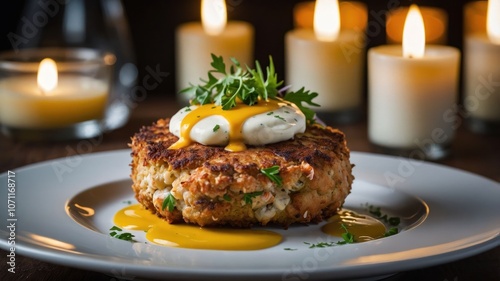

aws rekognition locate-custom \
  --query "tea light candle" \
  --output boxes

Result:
[176,0,254,104]
[386,6,448,44]
[286,0,365,120]
[463,0,500,129]
[368,5,460,158]
[0,58,108,129]
[293,0,367,31]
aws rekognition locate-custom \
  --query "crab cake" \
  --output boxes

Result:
[130,118,354,228]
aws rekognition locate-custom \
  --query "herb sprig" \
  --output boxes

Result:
[260,165,283,186]
[336,224,356,245]
[181,54,319,124]
[162,193,176,212]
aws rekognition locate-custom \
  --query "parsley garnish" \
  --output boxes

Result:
[303,224,355,248]
[162,193,176,212]
[384,227,399,237]
[180,54,319,124]
[284,248,298,251]
[109,226,136,242]
[260,166,283,186]
[367,205,401,226]
[243,191,263,205]
[336,224,356,245]
[303,241,335,248]
[213,124,221,132]
[274,115,286,122]
[223,194,231,202]
[282,87,319,123]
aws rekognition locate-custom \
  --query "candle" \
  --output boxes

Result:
[0,58,108,129]
[368,5,460,159]
[175,0,254,104]
[386,6,448,44]
[293,1,368,31]
[464,0,500,133]
[286,0,365,123]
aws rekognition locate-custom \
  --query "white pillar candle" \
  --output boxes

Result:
[464,35,500,122]
[463,0,500,125]
[368,46,460,148]
[286,0,364,117]
[368,5,460,156]
[175,0,253,104]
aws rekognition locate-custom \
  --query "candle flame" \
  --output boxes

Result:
[37,58,58,94]
[313,0,340,41]
[201,0,227,35]
[487,0,500,44]
[403,5,425,58]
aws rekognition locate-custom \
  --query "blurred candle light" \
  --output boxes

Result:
[487,0,500,43]
[286,0,365,123]
[293,1,367,32]
[37,58,58,94]
[464,1,488,35]
[314,0,340,41]
[387,6,448,44]
[175,0,254,105]
[402,5,425,58]
[463,0,500,133]
[368,5,460,160]
[0,56,109,129]
[201,0,227,35]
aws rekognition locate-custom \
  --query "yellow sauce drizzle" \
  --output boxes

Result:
[322,209,387,242]
[113,204,282,250]
[168,100,282,152]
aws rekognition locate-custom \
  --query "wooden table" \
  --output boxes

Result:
[1,95,499,281]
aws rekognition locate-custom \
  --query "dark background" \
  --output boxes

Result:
[0,0,477,98]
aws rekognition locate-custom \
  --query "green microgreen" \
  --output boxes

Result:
[162,193,176,212]
[213,124,221,132]
[180,54,319,124]
[260,165,283,186]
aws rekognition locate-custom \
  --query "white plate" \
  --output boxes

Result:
[1,150,499,280]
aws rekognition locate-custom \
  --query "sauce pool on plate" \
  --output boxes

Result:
[113,204,282,250]
[113,204,390,250]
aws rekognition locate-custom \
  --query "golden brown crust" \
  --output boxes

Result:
[130,118,354,228]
